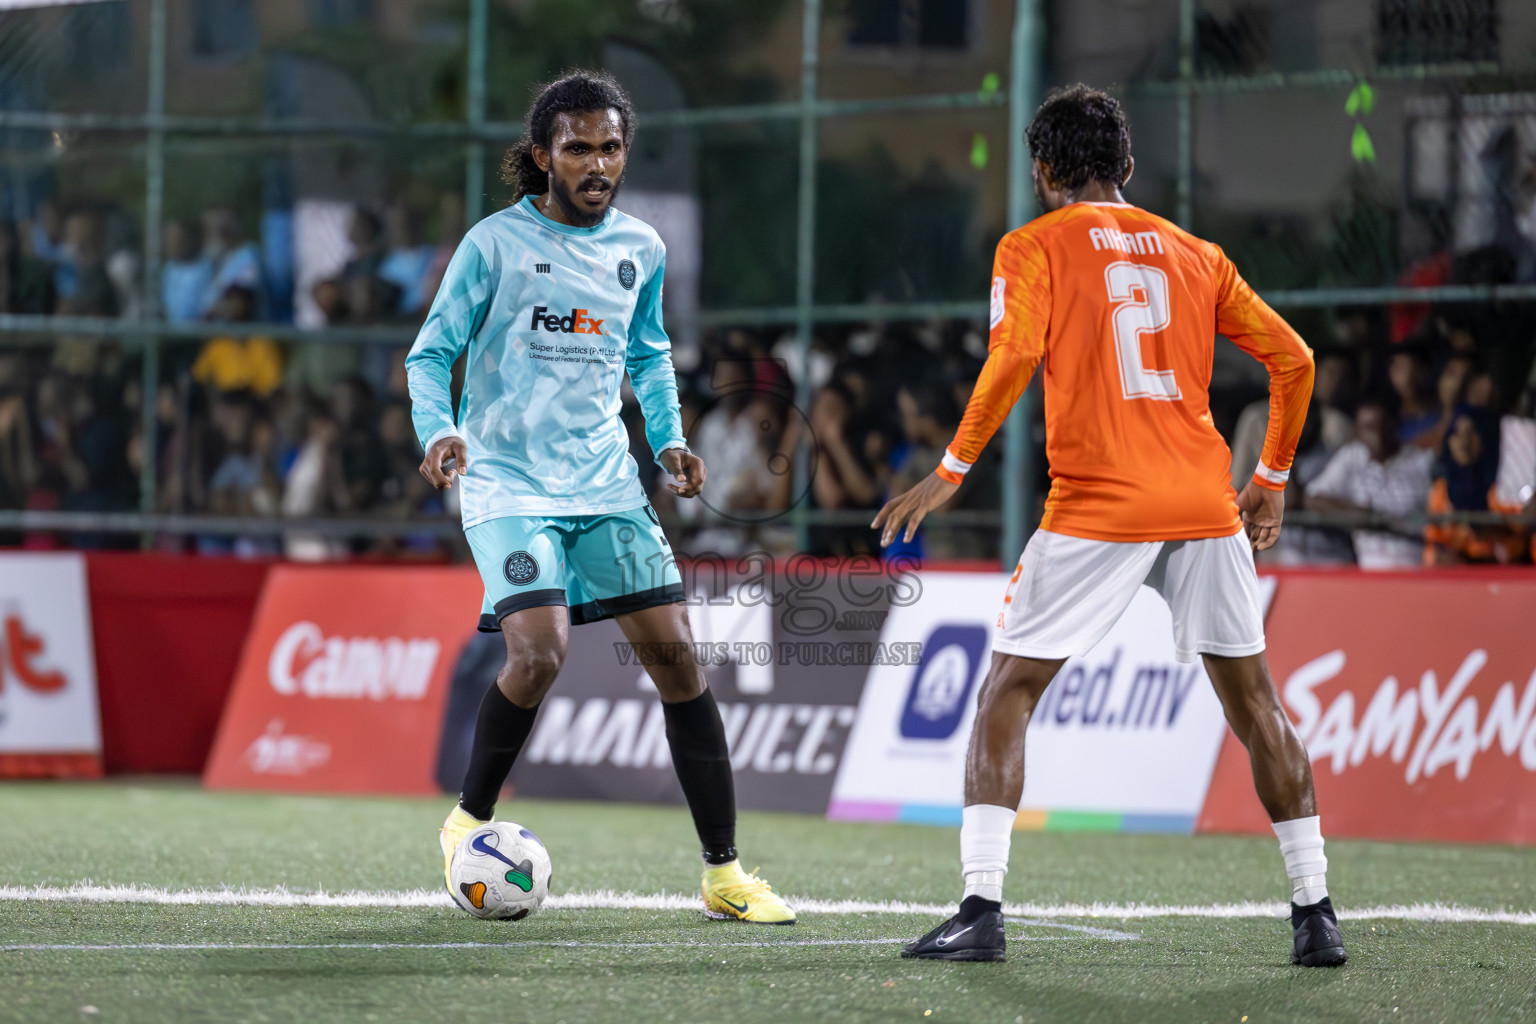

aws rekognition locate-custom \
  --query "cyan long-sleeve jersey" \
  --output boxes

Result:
[405,196,687,524]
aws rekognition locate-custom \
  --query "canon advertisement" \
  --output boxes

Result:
[0,552,103,778]
[204,565,480,794]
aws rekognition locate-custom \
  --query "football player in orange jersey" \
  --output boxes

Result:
[875,85,1344,967]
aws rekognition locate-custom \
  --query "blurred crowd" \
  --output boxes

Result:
[655,321,1001,563]
[659,307,1536,568]
[2,197,1535,568]
[1226,308,1536,569]
[1,197,462,327]
[0,196,461,558]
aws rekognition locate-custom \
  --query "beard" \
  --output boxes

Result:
[548,171,621,227]
[1033,174,1053,212]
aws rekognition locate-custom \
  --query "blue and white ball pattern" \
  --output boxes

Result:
[448,821,553,920]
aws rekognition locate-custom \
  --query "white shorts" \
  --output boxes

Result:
[994,527,1266,664]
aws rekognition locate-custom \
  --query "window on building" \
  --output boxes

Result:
[306,0,378,30]
[847,0,968,51]
[1196,5,1272,76]
[65,0,130,71]
[1377,0,1498,66]
[192,0,258,58]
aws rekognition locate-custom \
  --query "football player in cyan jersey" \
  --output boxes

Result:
[407,71,794,924]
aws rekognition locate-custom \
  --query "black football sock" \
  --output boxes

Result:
[663,688,738,865]
[458,684,540,822]
[957,894,1002,923]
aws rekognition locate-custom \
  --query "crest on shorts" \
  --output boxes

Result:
[618,259,637,290]
[503,551,539,586]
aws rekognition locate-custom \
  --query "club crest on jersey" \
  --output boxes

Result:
[529,306,604,335]
[504,551,539,586]
[617,259,637,290]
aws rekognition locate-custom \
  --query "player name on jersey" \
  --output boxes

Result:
[1088,225,1165,255]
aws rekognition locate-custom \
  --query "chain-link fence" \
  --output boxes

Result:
[0,0,1532,569]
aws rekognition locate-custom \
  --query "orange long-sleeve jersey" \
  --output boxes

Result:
[938,202,1314,543]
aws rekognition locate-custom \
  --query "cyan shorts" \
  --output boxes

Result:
[466,503,684,632]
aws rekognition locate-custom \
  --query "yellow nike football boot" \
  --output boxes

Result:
[702,860,797,925]
[439,805,486,889]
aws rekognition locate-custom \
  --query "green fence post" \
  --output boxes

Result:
[465,0,488,225]
[1002,0,1043,569]
[139,0,168,545]
[1176,0,1195,228]
[792,0,821,553]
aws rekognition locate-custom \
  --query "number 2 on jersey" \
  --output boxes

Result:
[1104,261,1181,402]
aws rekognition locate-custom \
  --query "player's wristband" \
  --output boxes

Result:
[425,425,466,450]
[1251,461,1290,492]
[656,442,691,467]
[935,449,972,486]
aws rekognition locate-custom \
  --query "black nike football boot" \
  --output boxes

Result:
[901,896,1006,962]
[1291,896,1347,967]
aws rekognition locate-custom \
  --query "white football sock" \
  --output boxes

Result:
[1272,815,1329,906]
[960,804,1015,903]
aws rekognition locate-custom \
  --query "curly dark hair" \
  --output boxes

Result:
[501,70,637,204]
[1025,84,1132,193]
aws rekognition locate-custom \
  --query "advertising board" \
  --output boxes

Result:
[0,552,102,778]
[831,572,1277,832]
[1197,573,1536,844]
[204,566,481,794]
[441,557,906,813]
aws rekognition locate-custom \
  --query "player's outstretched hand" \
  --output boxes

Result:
[662,448,707,498]
[420,435,469,490]
[872,472,959,547]
[1235,481,1284,552]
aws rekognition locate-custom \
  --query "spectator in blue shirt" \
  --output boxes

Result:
[160,220,211,323]
[199,207,263,318]
[379,202,436,317]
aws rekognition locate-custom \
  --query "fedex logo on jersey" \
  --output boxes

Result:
[1089,226,1165,256]
[529,306,605,336]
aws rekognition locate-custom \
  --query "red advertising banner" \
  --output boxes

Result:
[204,565,482,794]
[1198,572,1536,844]
[87,553,271,774]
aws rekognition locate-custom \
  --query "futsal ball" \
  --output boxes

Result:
[448,821,552,920]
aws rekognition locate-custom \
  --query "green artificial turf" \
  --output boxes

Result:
[1,780,1534,1024]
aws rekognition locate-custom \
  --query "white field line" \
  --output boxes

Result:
[1,883,1534,925]
[0,918,1141,953]
[1,939,907,952]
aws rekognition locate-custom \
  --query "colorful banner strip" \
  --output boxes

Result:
[826,801,1195,834]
